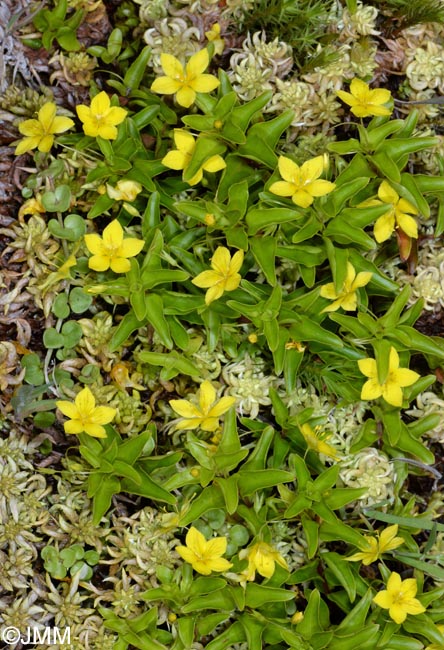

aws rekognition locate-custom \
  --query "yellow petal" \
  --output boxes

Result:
[397,197,418,216]
[175,545,196,564]
[301,155,325,181]
[76,105,91,123]
[211,247,231,275]
[160,53,184,78]
[51,116,75,134]
[64,420,85,434]
[37,102,57,130]
[105,106,128,126]
[75,387,96,415]
[186,48,210,77]
[192,270,222,288]
[320,282,339,300]
[90,91,111,115]
[361,378,383,401]
[369,88,392,105]
[97,124,119,140]
[373,589,393,609]
[206,557,233,572]
[336,89,358,106]
[110,257,131,273]
[269,181,297,197]
[393,367,420,387]
[91,406,116,425]
[38,135,55,153]
[229,249,244,274]
[349,78,369,98]
[88,255,111,272]
[186,168,204,186]
[339,293,358,311]
[358,358,377,378]
[173,130,196,155]
[56,400,79,419]
[186,526,206,554]
[176,86,196,108]
[202,154,226,173]
[119,238,144,258]
[223,274,241,291]
[388,347,400,371]
[189,74,220,93]
[306,179,336,197]
[83,423,108,438]
[205,536,227,556]
[151,76,182,95]
[18,119,42,137]
[292,190,313,208]
[15,136,39,155]
[205,284,224,304]
[103,220,124,248]
[388,604,408,624]
[403,599,426,616]
[208,396,236,417]
[352,271,372,289]
[378,181,398,205]
[374,212,395,243]
[162,150,189,170]
[396,213,418,239]
[382,382,403,407]
[169,400,203,419]
[199,380,216,413]
[278,156,299,183]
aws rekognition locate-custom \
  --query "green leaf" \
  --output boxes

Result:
[322,552,356,601]
[42,185,72,212]
[244,584,293,608]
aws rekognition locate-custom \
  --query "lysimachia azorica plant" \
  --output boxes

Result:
[9,32,444,650]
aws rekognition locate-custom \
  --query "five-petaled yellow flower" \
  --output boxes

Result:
[106,179,142,202]
[162,129,226,186]
[347,524,404,565]
[300,423,341,460]
[84,219,144,273]
[151,49,220,108]
[269,155,335,208]
[336,78,392,118]
[239,542,288,583]
[56,386,116,438]
[176,526,232,575]
[192,246,243,304]
[76,91,127,139]
[320,262,372,312]
[359,180,418,243]
[170,379,236,432]
[15,102,74,155]
[373,572,426,624]
[358,346,419,407]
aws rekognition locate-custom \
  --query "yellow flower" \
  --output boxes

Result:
[169,379,236,432]
[269,155,335,208]
[359,181,418,243]
[106,180,142,202]
[336,78,392,118]
[76,91,127,139]
[239,542,288,582]
[373,572,426,624]
[347,524,404,565]
[358,346,420,407]
[56,386,116,438]
[320,262,372,312]
[300,423,341,460]
[192,246,243,304]
[84,219,144,273]
[205,23,224,56]
[175,526,232,575]
[151,49,220,108]
[425,625,444,650]
[162,129,226,186]
[18,195,46,218]
[15,102,74,155]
